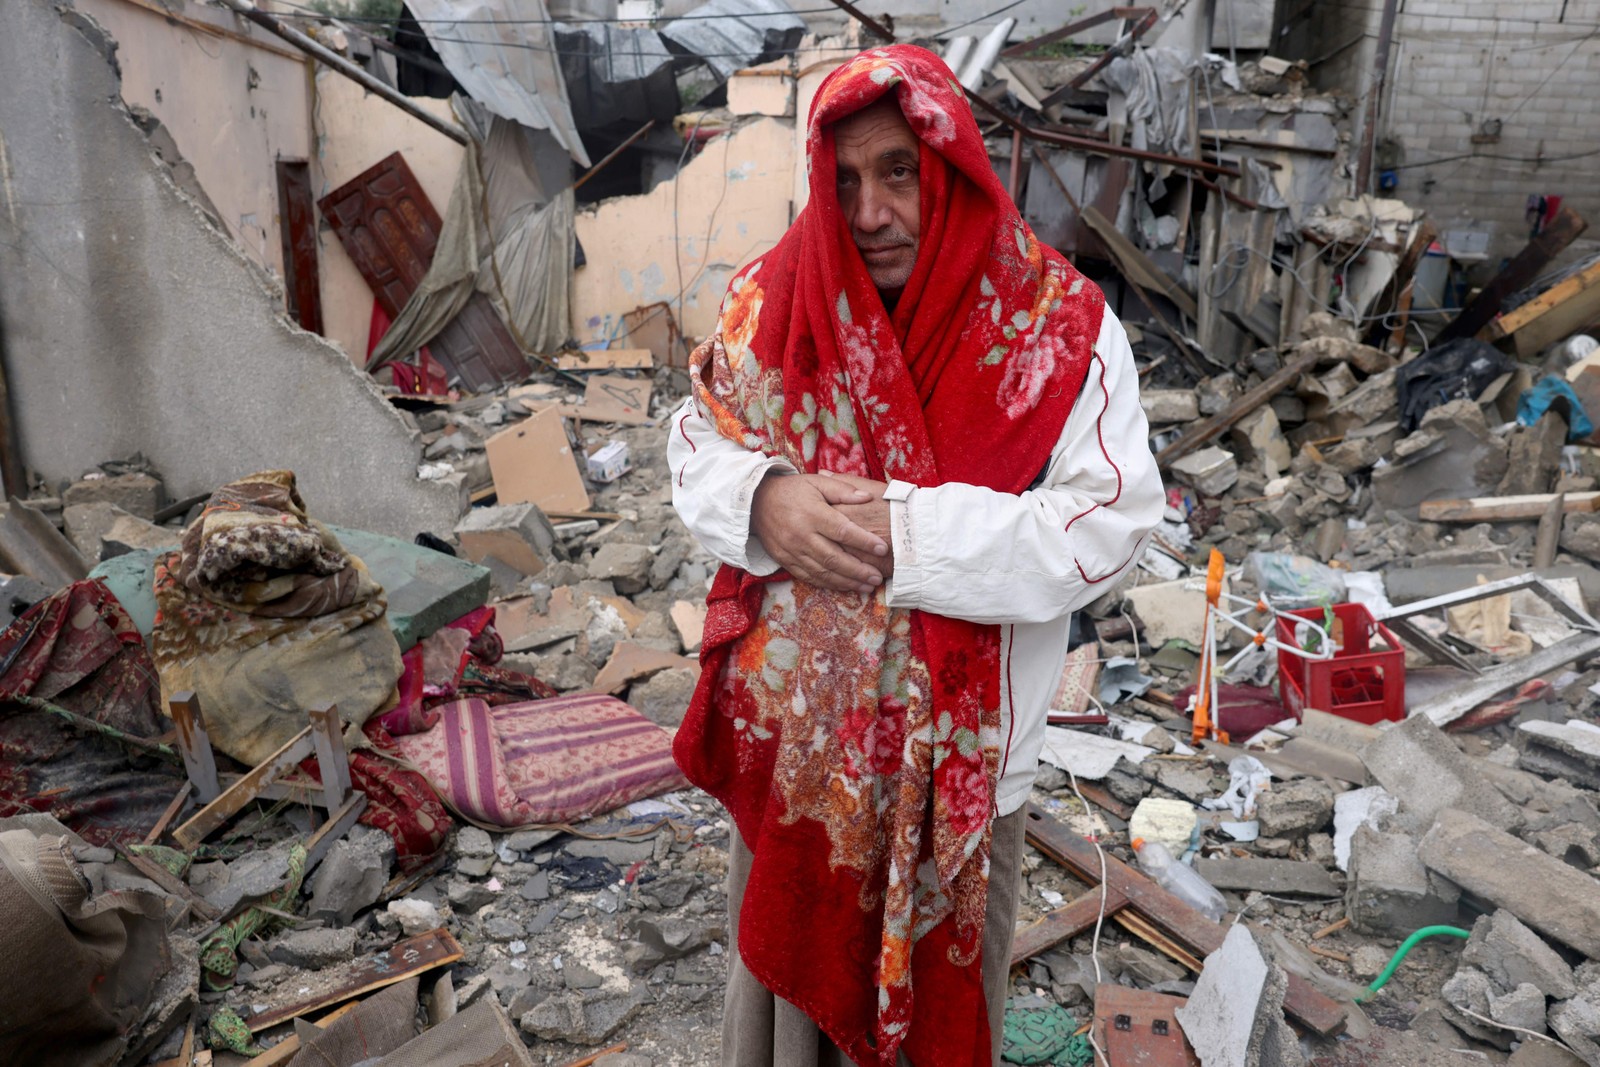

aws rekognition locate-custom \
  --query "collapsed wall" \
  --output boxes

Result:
[0,0,464,539]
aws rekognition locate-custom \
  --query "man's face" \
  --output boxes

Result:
[833,97,921,293]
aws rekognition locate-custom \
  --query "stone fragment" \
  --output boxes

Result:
[1333,786,1398,872]
[63,502,177,563]
[1170,446,1239,497]
[1420,808,1600,959]
[1346,826,1460,937]
[1359,714,1523,833]
[485,959,531,999]
[448,877,498,913]
[520,871,552,902]
[521,986,649,1045]
[565,837,656,865]
[588,543,655,596]
[1125,578,1216,647]
[62,472,163,519]
[1518,720,1600,792]
[1256,778,1334,838]
[1197,375,1241,416]
[1349,945,1389,979]
[628,667,699,727]
[1532,823,1600,869]
[1462,910,1577,1000]
[267,927,358,969]
[594,1055,654,1067]
[387,897,443,936]
[1498,413,1566,497]
[1562,512,1600,563]
[648,538,690,591]
[307,825,395,925]
[1231,407,1291,479]
[1491,983,1550,1034]
[1548,994,1600,1066]
[1149,760,1215,802]
[1442,965,1502,1040]
[202,841,297,916]
[456,826,495,857]
[1141,389,1200,424]
[454,503,556,577]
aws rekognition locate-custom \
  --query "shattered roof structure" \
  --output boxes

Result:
[407,0,591,166]
[658,0,807,81]
[554,23,679,129]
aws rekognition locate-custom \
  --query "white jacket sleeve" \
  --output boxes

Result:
[883,310,1164,625]
[667,393,795,576]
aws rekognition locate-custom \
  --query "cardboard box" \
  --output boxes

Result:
[586,440,631,483]
[485,407,590,515]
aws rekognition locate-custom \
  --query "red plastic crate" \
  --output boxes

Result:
[1275,602,1406,725]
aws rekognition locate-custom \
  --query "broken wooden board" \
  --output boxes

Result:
[1483,255,1600,346]
[240,1000,362,1067]
[1011,886,1127,967]
[1420,631,1600,727]
[1439,205,1587,342]
[1093,985,1200,1067]
[1023,804,1348,1037]
[1155,347,1322,468]
[569,376,654,426]
[245,928,463,1032]
[485,406,590,515]
[1419,492,1600,523]
[556,349,654,371]
[670,599,706,653]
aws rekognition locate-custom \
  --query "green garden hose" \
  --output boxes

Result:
[1358,925,1471,1002]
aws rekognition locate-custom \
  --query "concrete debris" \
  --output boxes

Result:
[1174,924,1304,1067]
[1346,825,1461,938]
[1462,910,1578,1001]
[1256,779,1335,838]
[1191,857,1341,897]
[1420,808,1600,960]
[1360,714,1524,834]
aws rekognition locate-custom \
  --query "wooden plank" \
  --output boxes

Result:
[1155,347,1322,468]
[306,705,351,812]
[1081,206,1200,321]
[1011,887,1129,966]
[1418,492,1600,523]
[1484,255,1600,341]
[1439,205,1587,342]
[169,693,221,804]
[303,794,368,872]
[1074,780,1134,820]
[246,928,463,1032]
[1514,278,1600,359]
[1022,804,1348,1037]
[1422,631,1600,727]
[240,1000,363,1067]
[172,728,316,850]
[143,781,194,846]
[274,160,323,335]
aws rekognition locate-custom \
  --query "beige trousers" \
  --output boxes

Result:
[721,808,1027,1067]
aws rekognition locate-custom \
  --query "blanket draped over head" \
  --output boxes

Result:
[673,45,1106,1066]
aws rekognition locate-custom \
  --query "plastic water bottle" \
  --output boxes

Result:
[1131,838,1229,922]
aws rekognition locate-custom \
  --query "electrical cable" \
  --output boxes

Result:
[1357,925,1469,1002]
[931,0,1033,40]
[1063,762,1111,1067]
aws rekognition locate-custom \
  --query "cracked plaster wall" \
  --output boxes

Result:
[0,0,465,539]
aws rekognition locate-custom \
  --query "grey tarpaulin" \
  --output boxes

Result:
[407,0,590,166]
[1102,47,1198,158]
[370,101,576,368]
[555,22,679,129]
[659,0,806,81]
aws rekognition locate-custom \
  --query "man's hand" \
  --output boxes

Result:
[822,473,895,580]
[751,472,888,594]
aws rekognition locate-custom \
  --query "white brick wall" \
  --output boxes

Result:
[1290,2,1600,266]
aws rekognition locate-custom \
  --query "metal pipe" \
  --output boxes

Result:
[573,119,656,192]
[1355,0,1400,194]
[958,17,1016,90]
[214,0,469,145]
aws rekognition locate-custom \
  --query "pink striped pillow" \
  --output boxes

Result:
[392,698,533,827]
[492,694,688,824]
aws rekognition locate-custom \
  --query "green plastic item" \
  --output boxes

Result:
[1001,1002,1079,1065]
[207,1006,262,1056]
[1359,924,1472,1002]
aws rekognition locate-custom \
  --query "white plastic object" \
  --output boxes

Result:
[1131,838,1228,922]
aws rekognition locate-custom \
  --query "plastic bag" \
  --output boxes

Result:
[1243,552,1346,609]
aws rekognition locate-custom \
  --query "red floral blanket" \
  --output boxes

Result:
[674,45,1105,1066]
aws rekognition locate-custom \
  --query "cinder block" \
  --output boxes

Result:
[1346,826,1461,937]
[454,502,556,578]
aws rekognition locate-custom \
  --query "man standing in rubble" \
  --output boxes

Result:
[667,44,1163,1067]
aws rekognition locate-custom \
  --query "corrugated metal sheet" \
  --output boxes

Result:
[408,0,591,166]
[658,0,805,80]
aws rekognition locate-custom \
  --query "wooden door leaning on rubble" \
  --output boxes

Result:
[319,151,528,393]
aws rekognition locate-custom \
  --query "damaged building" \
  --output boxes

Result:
[4,0,1600,1064]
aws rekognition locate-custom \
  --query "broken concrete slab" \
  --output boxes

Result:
[1173,924,1304,1067]
[63,502,178,564]
[587,542,655,596]
[308,824,396,926]
[1125,578,1217,647]
[454,503,556,577]
[1463,910,1577,1000]
[1359,714,1523,834]
[89,523,489,649]
[1346,825,1461,938]
[1518,720,1600,792]
[1420,808,1600,960]
[0,0,465,540]
[1191,858,1341,897]
[62,473,164,520]
[1141,389,1201,424]
[1170,446,1240,497]
[520,984,649,1045]
[267,926,358,969]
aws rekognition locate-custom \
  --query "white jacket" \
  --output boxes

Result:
[667,309,1165,814]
